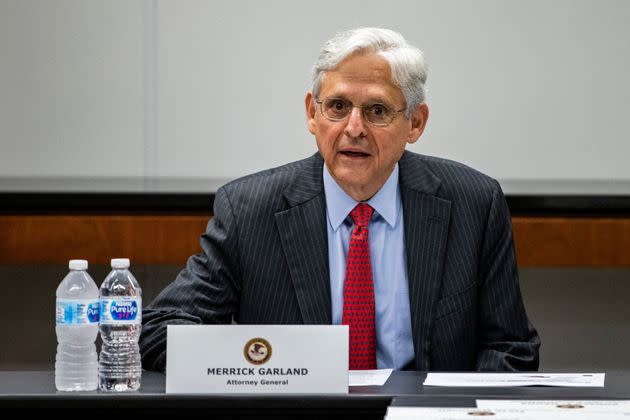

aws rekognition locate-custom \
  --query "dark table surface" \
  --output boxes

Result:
[1,370,629,416]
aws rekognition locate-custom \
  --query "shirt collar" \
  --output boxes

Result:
[323,163,400,231]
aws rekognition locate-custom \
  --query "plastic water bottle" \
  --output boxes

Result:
[55,259,100,391]
[98,258,142,391]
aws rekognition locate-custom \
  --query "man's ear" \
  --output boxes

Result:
[407,103,429,145]
[305,91,317,135]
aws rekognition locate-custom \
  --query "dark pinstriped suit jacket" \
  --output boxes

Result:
[140,151,540,372]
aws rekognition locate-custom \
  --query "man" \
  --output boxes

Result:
[140,27,540,372]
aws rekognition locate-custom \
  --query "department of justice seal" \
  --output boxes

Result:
[244,337,272,365]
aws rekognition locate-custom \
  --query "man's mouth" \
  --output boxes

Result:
[339,150,370,158]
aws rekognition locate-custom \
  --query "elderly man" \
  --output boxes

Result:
[140,27,540,372]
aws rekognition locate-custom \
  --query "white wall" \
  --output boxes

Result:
[0,0,145,177]
[2,0,630,187]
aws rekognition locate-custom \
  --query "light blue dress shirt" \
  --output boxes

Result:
[323,164,415,369]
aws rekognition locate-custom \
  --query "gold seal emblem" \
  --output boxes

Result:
[244,337,272,365]
[466,410,495,416]
[556,404,584,409]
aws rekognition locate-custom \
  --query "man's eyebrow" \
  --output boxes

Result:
[322,92,349,100]
[323,93,395,105]
[362,97,398,107]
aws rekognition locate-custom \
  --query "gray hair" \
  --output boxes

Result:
[312,27,427,119]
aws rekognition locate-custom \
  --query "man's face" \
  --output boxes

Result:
[306,53,428,201]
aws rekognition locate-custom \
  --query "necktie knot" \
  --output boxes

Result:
[350,203,374,228]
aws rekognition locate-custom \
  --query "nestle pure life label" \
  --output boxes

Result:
[100,297,142,324]
[56,299,100,325]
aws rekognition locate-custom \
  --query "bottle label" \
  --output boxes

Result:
[56,299,100,325]
[100,297,142,324]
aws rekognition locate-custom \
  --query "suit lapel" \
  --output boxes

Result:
[275,154,332,324]
[399,152,452,370]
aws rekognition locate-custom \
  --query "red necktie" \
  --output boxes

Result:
[342,202,377,370]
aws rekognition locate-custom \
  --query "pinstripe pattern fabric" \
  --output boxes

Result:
[140,151,540,372]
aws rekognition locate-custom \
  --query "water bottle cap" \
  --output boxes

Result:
[68,259,88,270]
[110,258,130,269]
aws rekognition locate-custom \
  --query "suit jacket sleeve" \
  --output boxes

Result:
[139,187,241,372]
[475,182,540,371]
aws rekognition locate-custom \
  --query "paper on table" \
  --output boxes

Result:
[423,372,605,387]
[386,407,528,420]
[476,399,630,412]
[349,369,393,386]
[385,406,629,419]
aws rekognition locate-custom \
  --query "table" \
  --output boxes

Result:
[2,371,629,417]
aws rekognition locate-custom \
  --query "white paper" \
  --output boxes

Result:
[349,368,393,386]
[423,372,605,387]
[386,407,526,420]
[477,399,630,412]
[386,406,630,420]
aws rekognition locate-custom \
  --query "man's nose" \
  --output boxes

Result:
[344,106,367,138]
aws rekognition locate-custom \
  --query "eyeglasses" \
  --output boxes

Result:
[315,97,405,126]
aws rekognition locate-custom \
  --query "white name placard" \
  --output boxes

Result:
[166,325,348,394]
